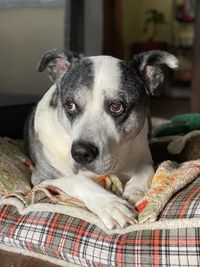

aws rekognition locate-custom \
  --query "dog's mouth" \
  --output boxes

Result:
[71,159,118,176]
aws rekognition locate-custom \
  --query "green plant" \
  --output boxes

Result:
[143,9,167,41]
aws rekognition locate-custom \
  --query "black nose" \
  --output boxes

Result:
[71,141,99,165]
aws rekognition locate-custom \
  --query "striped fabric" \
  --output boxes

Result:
[0,176,200,266]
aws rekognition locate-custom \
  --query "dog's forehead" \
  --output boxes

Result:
[61,55,143,102]
[89,55,121,73]
[87,55,122,95]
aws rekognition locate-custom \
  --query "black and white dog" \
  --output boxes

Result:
[26,49,178,229]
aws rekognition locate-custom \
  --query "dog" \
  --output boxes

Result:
[25,49,178,229]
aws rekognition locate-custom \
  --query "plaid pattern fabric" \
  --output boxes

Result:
[160,176,200,220]
[0,177,200,266]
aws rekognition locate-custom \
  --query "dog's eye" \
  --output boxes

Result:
[109,102,124,115]
[65,101,77,114]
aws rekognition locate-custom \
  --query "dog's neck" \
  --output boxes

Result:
[113,119,152,183]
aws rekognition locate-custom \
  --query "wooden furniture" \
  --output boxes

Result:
[103,0,123,58]
[191,0,200,112]
[0,249,60,267]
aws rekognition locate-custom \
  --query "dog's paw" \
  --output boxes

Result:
[122,166,154,205]
[87,196,138,229]
[122,189,145,205]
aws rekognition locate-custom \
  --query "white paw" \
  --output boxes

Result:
[122,166,154,204]
[123,189,145,205]
[87,195,138,229]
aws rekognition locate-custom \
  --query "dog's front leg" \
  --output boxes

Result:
[41,174,137,229]
[123,164,154,204]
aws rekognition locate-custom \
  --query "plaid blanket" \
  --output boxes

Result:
[0,173,200,266]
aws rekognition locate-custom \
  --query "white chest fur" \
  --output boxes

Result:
[34,85,72,175]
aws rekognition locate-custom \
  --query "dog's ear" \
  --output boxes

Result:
[38,49,83,82]
[131,50,178,95]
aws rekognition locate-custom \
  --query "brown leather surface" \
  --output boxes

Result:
[0,249,60,267]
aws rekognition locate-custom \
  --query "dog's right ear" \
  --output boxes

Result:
[131,50,178,95]
[38,49,83,82]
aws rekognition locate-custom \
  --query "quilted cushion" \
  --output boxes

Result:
[0,176,200,266]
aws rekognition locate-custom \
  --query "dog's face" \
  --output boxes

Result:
[38,50,178,175]
[59,56,148,174]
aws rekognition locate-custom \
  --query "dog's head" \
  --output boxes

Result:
[38,49,178,175]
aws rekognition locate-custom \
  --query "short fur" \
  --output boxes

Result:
[26,49,178,229]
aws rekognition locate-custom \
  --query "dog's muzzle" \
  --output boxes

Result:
[71,141,99,166]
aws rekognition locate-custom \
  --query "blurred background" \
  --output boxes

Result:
[0,0,199,118]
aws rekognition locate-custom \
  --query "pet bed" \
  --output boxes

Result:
[0,137,200,266]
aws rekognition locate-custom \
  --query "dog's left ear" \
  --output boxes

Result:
[38,49,83,83]
[131,50,178,95]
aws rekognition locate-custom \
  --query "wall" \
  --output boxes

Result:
[0,7,64,105]
[122,0,173,59]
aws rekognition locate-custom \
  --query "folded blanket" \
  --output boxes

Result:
[135,160,200,222]
[0,137,200,233]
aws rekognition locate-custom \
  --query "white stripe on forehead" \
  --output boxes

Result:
[89,56,121,96]
[72,56,121,143]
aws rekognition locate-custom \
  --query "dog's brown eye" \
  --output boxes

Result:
[110,102,124,115]
[66,101,77,113]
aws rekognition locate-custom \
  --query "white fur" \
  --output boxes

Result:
[91,56,121,96]
[35,85,72,175]
[41,174,137,229]
[70,57,123,174]
[40,118,153,229]
[33,57,154,229]
[164,55,178,69]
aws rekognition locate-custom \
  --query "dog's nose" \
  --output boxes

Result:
[71,141,99,165]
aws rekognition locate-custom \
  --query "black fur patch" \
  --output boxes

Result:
[60,58,94,123]
[60,58,94,93]
[108,61,147,126]
[49,88,59,108]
